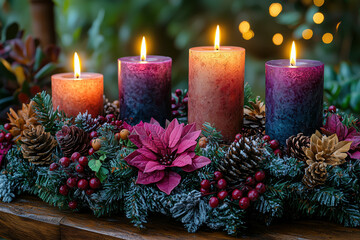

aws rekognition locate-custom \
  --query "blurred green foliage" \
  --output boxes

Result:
[1,0,359,112]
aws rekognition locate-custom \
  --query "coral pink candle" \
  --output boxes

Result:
[52,52,103,117]
[188,26,245,142]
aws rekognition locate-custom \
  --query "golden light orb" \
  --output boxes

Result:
[313,12,324,24]
[239,21,250,34]
[269,3,282,17]
[272,33,283,45]
[302,29,313,40]
[322,33,333,44]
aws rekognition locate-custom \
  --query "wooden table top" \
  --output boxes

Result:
[0,196,359,239]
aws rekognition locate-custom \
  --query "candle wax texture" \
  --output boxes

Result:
[265,59,324,145]
[118,55,172,125]
[188,46,245,143]
[52,73,103,117]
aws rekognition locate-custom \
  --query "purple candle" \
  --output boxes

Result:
[265,42,324,145]
[118,37,171,125]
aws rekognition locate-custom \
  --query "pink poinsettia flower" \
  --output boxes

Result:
[321,114,360,159]
[125,119,211,194]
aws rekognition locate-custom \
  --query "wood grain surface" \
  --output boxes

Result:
[0,196,359,239]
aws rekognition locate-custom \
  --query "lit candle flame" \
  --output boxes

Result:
[74,52,81,78]
[290,41,296,66]
[214,25,220,51]
[140,36,146,61]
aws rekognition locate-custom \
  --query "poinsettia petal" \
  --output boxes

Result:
[169,124,184,148]
[163,119,179,145]
[124,150,141,164]
[136,170,165,184]
[148,124,166,150]
[182,156,211,172]
[348,151,360,160]
[149,118,161,125]
[140,135,159,153]
[137,148,158,160]
[127,153,149,171]
[176,139,197,154]
[156,171,181,195]
[144,161,166,173]
[171,154,192,167]
[122,122,134,132]
[128,135,142,148]
[181,123,196,137]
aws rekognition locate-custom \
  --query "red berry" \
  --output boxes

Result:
[49,163,58,171]
[171,104,178,110]
[217,190,228,200]
[115,120,122,126]
[200,188,208,194]
[232,189,243,200]
[4,123,11,131]
[0,132,4,142]
[88,148,95,155]
[269,139,279,150]
[89,178,101,189]
[234,139,238,143]
[86,189,94,195]
[106,114,116,122]
[274,149,282,157]
[245,176,256,186]
[217,179,227,189]
[67,178,77,188]
[329,105,336,113]
[182,97,188,105]
[239,197,250,209]
[248,189,260,201]
[255,171,266,182]
[59,185,69,196]
[71,152,81,162]
[175,89,182,96]
[114,133,121,141]
[213,171,223,181]
[255,183,266,194]
[90,131,98,139]
[97,116,105,124]
[262,135,271,142]
[68,201,77,209]
[78,156,88,166]
[60,157,71,167]
[4,133,12,142]
[235,133,242,141]
[209,197,219,208]
[77,179,88,190]
[200,179,211,189]
[171,97,176,104]
[76,164,84,173]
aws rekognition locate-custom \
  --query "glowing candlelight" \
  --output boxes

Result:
[214,25,220,51]
[74,52,81,78]
[140,36,146,61]
[290,41,296,66]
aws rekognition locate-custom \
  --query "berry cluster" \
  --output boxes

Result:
[89,131,101,156]
[0,124,13,166]
[200,170,266,210]
[114,129,130,142]
[49,151,101,209]
[262,135,282,157]
[171,89,188,118]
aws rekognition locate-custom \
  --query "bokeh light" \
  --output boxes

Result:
[302,29,313,40]
[243,30,254,40]
[313,0,324,7]
[313,12,324,24]
[272,33,283,45]
[238,21,250,34]
[322,33,333,44]
[269,3,282,17]
[336,21,341,32]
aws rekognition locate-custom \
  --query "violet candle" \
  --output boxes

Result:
[52,53,103,117]
[188,26,245,143]
[265,42,324,145]
[118,37,171,125]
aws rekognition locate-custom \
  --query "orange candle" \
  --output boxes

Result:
[188,26,245,142]
[52,52,104,117]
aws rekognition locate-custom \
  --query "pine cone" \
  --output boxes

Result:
[243,97,265,132]
[75,111,99,133]
[219,136,264,185]
[303,131,351,166]
[302,162,328,188]
[7,101,39,142]
[21,125,57,165]
[103,95,120,118]
[286,133,310,160]
[56,125,90,157]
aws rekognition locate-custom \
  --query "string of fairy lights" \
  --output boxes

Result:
[239,0,339,45]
